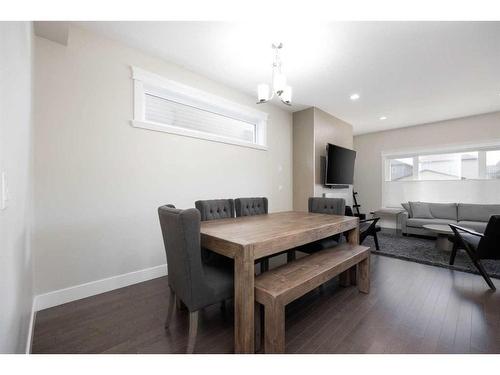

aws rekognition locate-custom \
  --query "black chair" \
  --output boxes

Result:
[235,197,295,271]
[158,205,233,353]
[345,206,381,250]
[296,197,346,254]
[449,215,500,290]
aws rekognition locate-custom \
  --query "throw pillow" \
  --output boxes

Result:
[401,202,412,217]
[409,201,433,219]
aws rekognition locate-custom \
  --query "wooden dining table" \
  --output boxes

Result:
[200,210,360,354]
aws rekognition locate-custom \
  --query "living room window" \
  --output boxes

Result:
[130,66,268,150]
[385,147,500,181]
[382,143,500,208]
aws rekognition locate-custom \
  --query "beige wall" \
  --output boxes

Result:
[0,22,34,353]
[33,26,293,295]
[354,111,500,214]
[292,107,354,211]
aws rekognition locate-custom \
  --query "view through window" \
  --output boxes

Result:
[386,148,500,181]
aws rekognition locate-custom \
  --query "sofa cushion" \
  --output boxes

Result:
[457,203,500,222]
[428,203,457,220]
[401,202,412,217]
[409,202,433,219]
[407,218,457,228]
[457,220,488,233]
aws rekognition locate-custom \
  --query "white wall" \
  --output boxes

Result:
[354,112,500,215]
[33,26,293,296]
[0,22,34,353]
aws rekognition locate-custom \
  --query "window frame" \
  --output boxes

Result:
[131,66,268,151]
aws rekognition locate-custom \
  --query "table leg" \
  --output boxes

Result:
[234,248,255,353]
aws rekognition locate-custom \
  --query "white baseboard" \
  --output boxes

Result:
[25,298,37,354]
[34,264,167,312]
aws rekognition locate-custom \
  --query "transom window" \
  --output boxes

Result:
[131,67,268,150]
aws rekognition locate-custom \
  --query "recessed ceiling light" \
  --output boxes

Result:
[350,93,360,101]
[379,116,387,120]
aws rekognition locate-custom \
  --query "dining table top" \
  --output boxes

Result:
[200,210,359,259]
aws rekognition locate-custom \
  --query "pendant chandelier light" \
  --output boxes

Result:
[257,43,292,106]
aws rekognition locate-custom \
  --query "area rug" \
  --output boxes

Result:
[363,231,500,279]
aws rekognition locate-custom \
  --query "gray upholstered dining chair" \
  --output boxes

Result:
[195,199,236,268]
[158,205,234,353]
[296,197,346,254]
[195,199,235,221]
[196,198,269,274]
[235,197,268,217]
[235,197,296,271]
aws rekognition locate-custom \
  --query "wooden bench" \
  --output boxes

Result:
[254,243,370,353]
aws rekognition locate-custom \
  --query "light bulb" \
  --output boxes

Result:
[273,73,287,94]
[257,84,270,102]
[281,85,292,104]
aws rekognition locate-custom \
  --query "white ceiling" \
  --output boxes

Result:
[75,21,500,135]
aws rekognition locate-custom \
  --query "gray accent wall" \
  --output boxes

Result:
[292,107,354,211]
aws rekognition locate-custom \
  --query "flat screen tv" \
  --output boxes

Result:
[325,143,356,185]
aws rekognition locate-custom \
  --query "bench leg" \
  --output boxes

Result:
[264,302,285,354]
[357,256,370,294]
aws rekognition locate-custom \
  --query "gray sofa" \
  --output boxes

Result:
[401,201,500,236]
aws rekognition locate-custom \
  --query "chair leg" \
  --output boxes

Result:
[373,232,380,251]
[463,247,496,290]
[176,297,187,311]
[349,266,357,286]
[449,240,459,265]
[260,259,269,273]
[287,250,296,262]
[339,271,351,287]
[187,311,199,354]
[254,303,263,352]
[473,259,496,290]
[164,288,176,329]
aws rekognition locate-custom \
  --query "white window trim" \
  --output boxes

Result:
[130,66,268,151]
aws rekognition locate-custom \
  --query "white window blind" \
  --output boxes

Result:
[144,93,256,143]
[131,67,268,150]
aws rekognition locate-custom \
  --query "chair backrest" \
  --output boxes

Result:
[478,215,500,259]
[235,197,268,217]
[158,205,208,310]
[308,197,346,216]
[195,199,235,221]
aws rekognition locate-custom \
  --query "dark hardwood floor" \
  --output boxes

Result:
[32,254,500,354]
